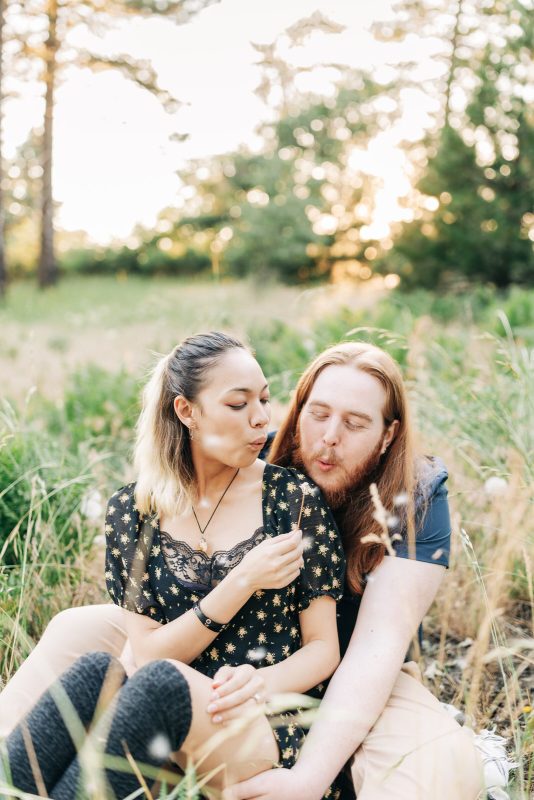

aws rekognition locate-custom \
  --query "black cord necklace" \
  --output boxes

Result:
[192,468,240,554]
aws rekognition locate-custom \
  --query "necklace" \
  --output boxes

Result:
[191,468,240,554]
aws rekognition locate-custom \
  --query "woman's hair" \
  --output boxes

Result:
[269,341,418,594]
[134,331,247,517]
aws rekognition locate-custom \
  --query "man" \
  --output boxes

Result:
[0,342,483,798]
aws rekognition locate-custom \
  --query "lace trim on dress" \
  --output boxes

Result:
[159,526,267,590]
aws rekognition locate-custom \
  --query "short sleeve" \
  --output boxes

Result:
[274,469,346,612]
[104,484,165,623]
[392,461,451,568]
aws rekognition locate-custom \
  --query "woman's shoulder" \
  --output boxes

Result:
[263,462,316,493]
[105,482,143,544]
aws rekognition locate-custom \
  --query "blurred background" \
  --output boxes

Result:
[0,2,532,795]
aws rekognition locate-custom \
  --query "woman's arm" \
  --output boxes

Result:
[207,595,340,722]
[259,595,340,694]
[125,529,305,666]
[226,556,445,800]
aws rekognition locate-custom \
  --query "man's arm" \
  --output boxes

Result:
[225,556,445,800]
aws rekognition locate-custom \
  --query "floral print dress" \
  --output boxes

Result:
[105,463,345,798]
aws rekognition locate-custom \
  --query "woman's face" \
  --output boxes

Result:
[189,348,271,468]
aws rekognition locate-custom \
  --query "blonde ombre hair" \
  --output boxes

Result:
[134,331,247,518]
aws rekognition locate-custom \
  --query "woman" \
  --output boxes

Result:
[4,332,345,797]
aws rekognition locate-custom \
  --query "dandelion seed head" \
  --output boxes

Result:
[148,733,171,760]
[393,492,408,507]
[386,514,399,529]
[484,476,508,497]
[81,490,103,521]
[247,647,267,661]
[302,534,314,551]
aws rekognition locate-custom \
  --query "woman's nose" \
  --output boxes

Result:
[251,402,270,427]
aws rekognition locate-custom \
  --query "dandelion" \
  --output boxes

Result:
[148,733,171,760]
[80,490,103,521]
[484,476,508,497]
[247,646,267,661]
[393,492,408,507]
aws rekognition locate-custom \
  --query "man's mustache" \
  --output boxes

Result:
[311,448,339,466]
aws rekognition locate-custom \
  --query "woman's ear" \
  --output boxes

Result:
[173,395,195,431]
[381,419,399,454]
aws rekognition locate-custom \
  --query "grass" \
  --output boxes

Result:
[0,276,533,797]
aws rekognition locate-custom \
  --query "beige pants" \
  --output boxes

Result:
[0,605,484,799]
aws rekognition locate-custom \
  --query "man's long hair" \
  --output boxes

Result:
[269,342,419,594]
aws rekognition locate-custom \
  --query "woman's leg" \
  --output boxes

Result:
[49,659,192,799]
[0,604,128,737]
[167,660,280,791]
[350,662,484,800]
[5,651,125,795]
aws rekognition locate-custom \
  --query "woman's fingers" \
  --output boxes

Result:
[212,664,235,687]
[267,529,302,555]
[216,664,255,697]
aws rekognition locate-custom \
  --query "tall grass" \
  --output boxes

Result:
[0,281,533,796]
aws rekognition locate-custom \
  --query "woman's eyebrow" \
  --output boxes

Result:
[224,384,269,394]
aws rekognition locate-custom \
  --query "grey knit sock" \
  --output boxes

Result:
[50,659,192,799]
[6,651,125,794]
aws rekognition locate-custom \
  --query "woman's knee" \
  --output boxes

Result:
[43,604,127,655]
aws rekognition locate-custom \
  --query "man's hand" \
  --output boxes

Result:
[223,768,318,800]
[207,664,267,724]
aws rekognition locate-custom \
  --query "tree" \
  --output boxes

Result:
[374,0,534,287]
[5,0,219,287]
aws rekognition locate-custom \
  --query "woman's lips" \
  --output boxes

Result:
[248,439,267,449]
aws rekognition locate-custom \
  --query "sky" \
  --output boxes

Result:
[5,0,442,243]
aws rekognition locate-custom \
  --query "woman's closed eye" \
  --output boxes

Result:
[228,398,270,410]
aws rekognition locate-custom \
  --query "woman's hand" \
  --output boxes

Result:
[236,529,304,592]
[207,663,268,724]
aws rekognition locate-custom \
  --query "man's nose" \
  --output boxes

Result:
[322,419,340,446]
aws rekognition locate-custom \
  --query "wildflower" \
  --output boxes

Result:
[484,476,508,497]
[148,734,171,759]
[81,490,103,521]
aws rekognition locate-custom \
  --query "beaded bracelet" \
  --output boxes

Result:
[193,602,228,633]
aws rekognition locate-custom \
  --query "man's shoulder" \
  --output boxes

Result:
[415,456,448,503]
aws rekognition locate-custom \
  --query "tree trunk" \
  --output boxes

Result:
[443,0,463,129]
[38,0,58,288]
[0,0,7,298]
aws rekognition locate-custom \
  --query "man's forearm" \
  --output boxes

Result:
[289,636,407,796]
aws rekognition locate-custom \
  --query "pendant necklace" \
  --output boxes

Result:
[192,468,240,554]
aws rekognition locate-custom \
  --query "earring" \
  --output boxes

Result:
[189,426,195,441]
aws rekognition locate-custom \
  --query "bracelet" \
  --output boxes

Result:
[193,602,228,633]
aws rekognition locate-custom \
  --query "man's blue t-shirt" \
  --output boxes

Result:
[260,434,451,657]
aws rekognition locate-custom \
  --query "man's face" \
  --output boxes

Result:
[297,364,391,505]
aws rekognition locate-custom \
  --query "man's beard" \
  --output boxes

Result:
[293,433,385,509]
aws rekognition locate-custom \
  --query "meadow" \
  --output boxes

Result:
[0,275,533,797]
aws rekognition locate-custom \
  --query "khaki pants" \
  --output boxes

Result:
[0,605,484,799]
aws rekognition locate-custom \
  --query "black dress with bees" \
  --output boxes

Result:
[105,463,345,799]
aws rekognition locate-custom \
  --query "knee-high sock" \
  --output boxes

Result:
[5,651,125,794]
[50,659,192,799]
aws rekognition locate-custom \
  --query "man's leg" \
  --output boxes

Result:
[350,662,484,800]
[0,604,127,737]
